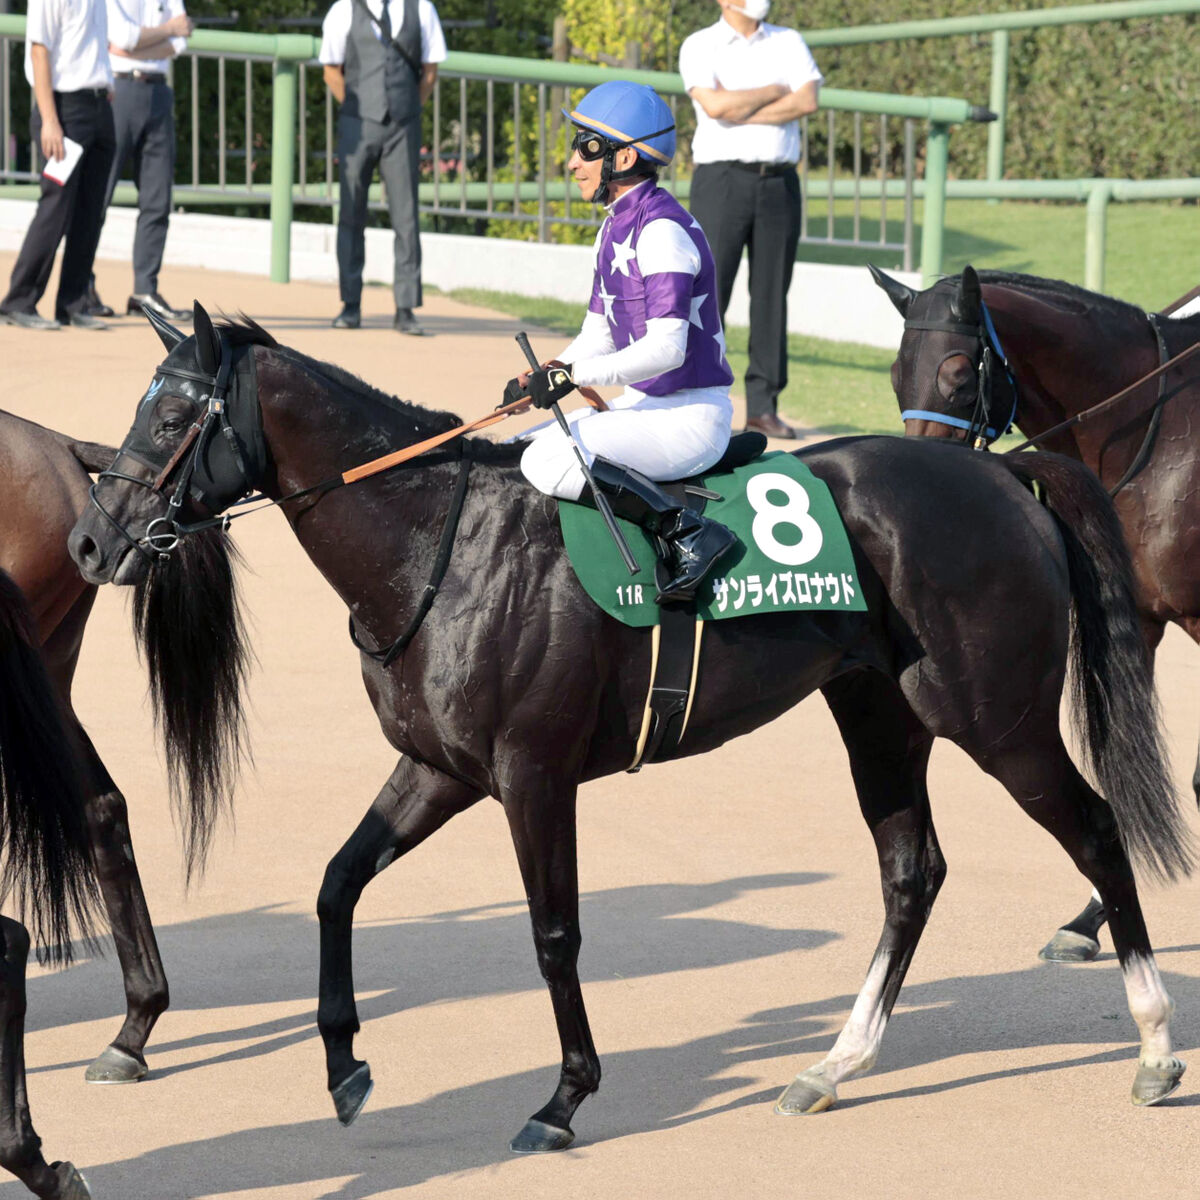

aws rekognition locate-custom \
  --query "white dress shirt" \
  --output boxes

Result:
[106,0,188,76]
[679,17,823,165]
[25,0,113,92]
[319,0,448,67]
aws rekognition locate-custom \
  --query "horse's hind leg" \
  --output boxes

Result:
[316,756,482,1127]
[0,917,92,1199]
[978,737,1184,1106]
[777,671,941,1115]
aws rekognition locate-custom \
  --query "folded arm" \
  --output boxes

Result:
[688,82,788,123]
[741,80,821,125]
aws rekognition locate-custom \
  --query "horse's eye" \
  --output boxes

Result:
[160,417,186,434]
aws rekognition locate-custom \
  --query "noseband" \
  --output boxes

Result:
[88,334,256,563]
[901,298,1018,448]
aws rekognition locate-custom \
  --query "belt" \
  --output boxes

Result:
[119,71,168,84]
[55,87,109,99]
[712,160,796,177]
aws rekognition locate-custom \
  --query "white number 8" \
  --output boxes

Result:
[745,473,823,565]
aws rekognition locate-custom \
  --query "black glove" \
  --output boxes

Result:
[526,364,576,410]
[503,375,529,406]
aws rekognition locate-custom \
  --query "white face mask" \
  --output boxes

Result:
[729,0,770,20]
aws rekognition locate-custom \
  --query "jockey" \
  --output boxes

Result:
[509,80,736,605]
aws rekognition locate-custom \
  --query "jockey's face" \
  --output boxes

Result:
[567,138,639,202]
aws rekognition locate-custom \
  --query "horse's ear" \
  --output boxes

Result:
[144,301,187,352]
[193,302,221,375]
[953,265,982,324]
[868,263,916,317]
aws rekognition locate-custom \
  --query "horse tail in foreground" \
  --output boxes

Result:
[0,570,98,963]
[1003,451,1191,884]
[132,527,250,881]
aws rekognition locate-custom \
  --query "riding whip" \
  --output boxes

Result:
[515,331,639,576]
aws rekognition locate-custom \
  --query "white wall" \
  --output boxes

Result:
[0,199,914,349]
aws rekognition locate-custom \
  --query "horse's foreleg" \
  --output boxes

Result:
[502,779,599,1153]
[778,672,940,1116]
[317,756,480,1128]
[78,753,167,1084]
[0,917,92,1199]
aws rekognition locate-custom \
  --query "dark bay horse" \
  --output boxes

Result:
[872,264,1200,962]
[68,304,1193,1150]
[0,568,98,1198]
[0,410,246,1085]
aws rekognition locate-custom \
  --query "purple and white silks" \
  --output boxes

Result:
[520,182,734,500]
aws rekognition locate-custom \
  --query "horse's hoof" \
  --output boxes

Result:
[84,1043,148,1084]
[331,1063,374,1126]
[1038,928,1100,963]
[775,1068,837,1115]
[49,1161,93,1199]
[1131,1057,1186,1106]
[509,1118,575,1153]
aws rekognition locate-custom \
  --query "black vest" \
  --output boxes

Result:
[343,0,422,125]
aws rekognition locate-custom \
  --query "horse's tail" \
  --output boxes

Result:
[0,570,99,963]
[132,527,250,883]
[1002,451,1192,883]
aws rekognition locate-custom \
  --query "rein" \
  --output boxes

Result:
[1004,334,1200,494]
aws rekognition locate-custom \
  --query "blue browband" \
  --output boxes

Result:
[899,409,1002,439]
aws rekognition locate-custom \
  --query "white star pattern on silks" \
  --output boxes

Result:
[689,293,708,329]
[713,328,726,356]
[689,216,703,232]
[628,332,637,346]
[597,279,616,324]
[610,233,637,277]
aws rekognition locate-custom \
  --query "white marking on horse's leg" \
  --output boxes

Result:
[1122,951,1175,1065]
[1091,887,1102,903]
[817,952,893,1086]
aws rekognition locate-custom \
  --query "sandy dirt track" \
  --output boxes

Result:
[2,254,1199,1199]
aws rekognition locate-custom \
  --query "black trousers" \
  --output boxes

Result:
[104,76,176,295]
[689,163,801,420]
[1,89,116,319]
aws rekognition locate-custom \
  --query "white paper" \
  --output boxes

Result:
[42,137,84,186]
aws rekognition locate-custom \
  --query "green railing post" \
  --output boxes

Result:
[1085,181,1112,292]
[270,52,299,283]
[920,121,950,286]
[987,30,1009,190]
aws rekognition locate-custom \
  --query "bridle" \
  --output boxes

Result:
[900,296,1018,449]
[88,333,257,563]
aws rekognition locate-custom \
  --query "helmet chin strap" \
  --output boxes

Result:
[587,123,676,205]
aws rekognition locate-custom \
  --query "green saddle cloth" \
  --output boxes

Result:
[559,452,867,628]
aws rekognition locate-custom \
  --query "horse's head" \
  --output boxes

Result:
[70,302,266,586]
[870,263,1017,447]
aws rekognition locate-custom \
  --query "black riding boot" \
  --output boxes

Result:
[587,457,736,604]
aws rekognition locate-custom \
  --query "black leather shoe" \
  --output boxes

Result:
[85,284,114,318]
[62,310,110,330]
[128,292,192,321]
[1,309,61,330]
[393,307,425,335]
[332,305,361,329]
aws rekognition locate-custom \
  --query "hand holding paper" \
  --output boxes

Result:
[42,137,84,186]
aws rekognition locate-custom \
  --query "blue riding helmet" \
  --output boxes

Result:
[566,80,676,183]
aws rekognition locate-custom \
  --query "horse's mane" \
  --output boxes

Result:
[974,271,1150,325]
[215,315,524,466]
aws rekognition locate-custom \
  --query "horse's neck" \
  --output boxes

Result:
[988,287,1156,444]
[256,353,473,628]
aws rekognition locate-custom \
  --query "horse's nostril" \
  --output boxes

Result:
[69,529,100,569]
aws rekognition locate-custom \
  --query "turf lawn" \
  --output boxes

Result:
[448,198,1197,437]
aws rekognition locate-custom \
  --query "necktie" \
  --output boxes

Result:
[376,0,392,43]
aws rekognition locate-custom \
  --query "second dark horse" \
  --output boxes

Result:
[69,306,1192,1150]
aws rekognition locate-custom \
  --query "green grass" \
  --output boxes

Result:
[449,198,1197,437]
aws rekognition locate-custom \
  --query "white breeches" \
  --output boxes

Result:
[519,386,734,501]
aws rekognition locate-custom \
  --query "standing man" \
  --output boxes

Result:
[320,0,446,335]
[88,0,194,322]
[680,0,822,439]
[0,0,115,330]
